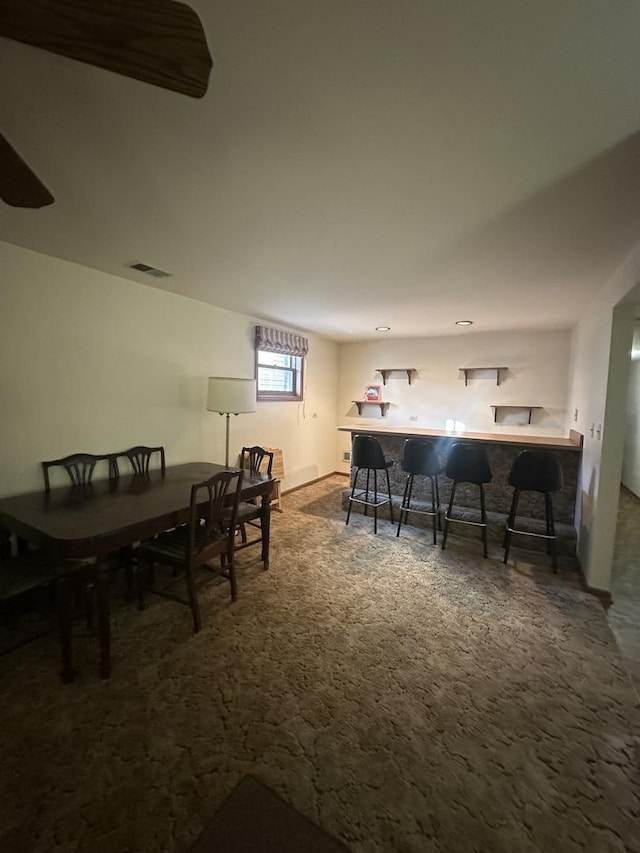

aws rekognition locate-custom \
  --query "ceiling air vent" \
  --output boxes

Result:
[128,261,172,279]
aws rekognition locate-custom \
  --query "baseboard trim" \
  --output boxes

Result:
[282,472,346,498]
[584,585,613,608]
[575,553,613,607]
[621,483,640,501]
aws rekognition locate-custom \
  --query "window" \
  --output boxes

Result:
[255,325,308,402]
[256,350,303,400]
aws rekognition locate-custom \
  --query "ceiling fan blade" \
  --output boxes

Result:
[0,0,213,98]
[0,132,54,208]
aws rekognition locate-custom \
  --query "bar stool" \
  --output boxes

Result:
[345,435,394,534]
[503,450,563,571]
[396,439,442,544]
[441,443,492,557]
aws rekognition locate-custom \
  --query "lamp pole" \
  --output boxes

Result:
[220,411,235,467]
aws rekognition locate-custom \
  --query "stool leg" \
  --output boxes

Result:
[544,492,554,557]
[503,488,519,564]
[429,475,437,545]
[546,492,558,572]
[406,474,414,526]
[373,470,378,534]
[435,476,442,531]
[364,469,371,518]
[545,495,552,552]
[385,467,394,524]
[479,484,488,558]
[346,467,360,526]
[397,474,411,537]
[441,482,457,551]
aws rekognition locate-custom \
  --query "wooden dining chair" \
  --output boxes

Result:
[42,452,133,598]
[136,469,243,633]
[42,452,116,491]
[0,530,79,680]
[0,531,56,638]
[112,445,166,477]
[233,446,274,569]
[108,447,166,592]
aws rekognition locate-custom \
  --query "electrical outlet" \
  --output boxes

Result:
[342,451,351,462]
[596,424,602,440]
[574,408,578,422]
[590,423,595,437]
[409,415,418,422]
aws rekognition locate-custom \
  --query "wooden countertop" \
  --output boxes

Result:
[337,424,583,452]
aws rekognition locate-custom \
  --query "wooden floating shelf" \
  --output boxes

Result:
[491,405,543,425]
[460,367,508,386]
[351,401,390,416]
[376,368,417,385]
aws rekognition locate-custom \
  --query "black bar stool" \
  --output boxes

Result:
[396,438,442,544]
[345,435,394,534]
[441,443,492,557]
[503,450,563,571]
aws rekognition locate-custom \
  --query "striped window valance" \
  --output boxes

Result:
[255,325,309,357]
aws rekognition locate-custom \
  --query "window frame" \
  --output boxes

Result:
[255,348,305,402]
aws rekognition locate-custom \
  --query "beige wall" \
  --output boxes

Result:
[567,246,640,591]
[622,327,640,497]
[336,330,572,471]
[0,241,339,496]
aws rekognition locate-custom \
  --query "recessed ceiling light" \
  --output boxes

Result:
[455,320,473,326]
[375,326,391,332]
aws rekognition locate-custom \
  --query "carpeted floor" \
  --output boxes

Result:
[0,475,638,853]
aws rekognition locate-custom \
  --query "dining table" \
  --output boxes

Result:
[0,462,275,681]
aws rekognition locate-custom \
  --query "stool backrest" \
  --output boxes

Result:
[508,450,563,493]
[352,435,387,469]
[445,443,492,484]
[401,439,441,476]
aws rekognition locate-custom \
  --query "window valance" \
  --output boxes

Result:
[255,325,309,357]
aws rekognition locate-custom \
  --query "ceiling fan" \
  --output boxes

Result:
[0,0,213,208]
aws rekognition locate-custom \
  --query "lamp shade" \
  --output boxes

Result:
[207,377,257,414]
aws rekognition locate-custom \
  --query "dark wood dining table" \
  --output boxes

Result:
[0,462,275,681]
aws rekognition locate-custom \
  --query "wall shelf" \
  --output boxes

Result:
[376,368,417,385]
[351,401,390,416]
[460,366,508,386]
[491,405,543,425]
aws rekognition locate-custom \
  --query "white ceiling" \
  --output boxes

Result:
[2,1,640,342]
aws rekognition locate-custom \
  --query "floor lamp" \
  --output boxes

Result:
[207,377,257,467]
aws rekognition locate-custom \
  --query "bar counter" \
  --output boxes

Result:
[337,425,582,543]
[337,424,582,452]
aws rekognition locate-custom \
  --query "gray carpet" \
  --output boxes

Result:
[0,475,638,853]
